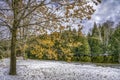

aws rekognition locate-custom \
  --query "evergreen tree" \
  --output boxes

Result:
[100,21,114,54]
[88,23,103,62]
[109,25,120,62]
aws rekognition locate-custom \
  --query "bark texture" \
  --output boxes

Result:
[9,29,17,75]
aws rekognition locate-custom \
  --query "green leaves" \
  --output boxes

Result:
[109,26,120,54]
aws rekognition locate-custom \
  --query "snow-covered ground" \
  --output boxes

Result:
[0,58,120,80]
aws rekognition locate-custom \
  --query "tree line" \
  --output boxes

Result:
[1,20,119,63]
[88,21,120,63]
[25,21,120,63]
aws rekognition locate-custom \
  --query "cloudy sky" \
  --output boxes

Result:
[0,0,120,38]
[83,0,120,34]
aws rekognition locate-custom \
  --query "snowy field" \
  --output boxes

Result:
[0,58,120,80]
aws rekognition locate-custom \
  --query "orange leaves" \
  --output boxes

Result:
[63,0,101,21]
[47,49,58,60]
[30,36,57,60]
[67,5,74,10]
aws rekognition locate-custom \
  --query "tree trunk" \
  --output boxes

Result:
[9,0,20,75]
[9,29,17,75]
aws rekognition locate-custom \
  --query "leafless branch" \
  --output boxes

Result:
[0,19,12,30]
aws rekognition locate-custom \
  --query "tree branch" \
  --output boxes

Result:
[0,18,12,30]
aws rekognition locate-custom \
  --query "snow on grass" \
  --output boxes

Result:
[0,58,120,80]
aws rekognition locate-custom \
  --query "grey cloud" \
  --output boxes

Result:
[83,0,120,34]
[92,0,120,23]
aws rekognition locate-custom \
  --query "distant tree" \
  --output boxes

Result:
[88,23,103,62]
[109,24,120,62]
[29,27,91,62]
[99,20,114,54]
[91,22,99,37]
[77,37,91,62]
